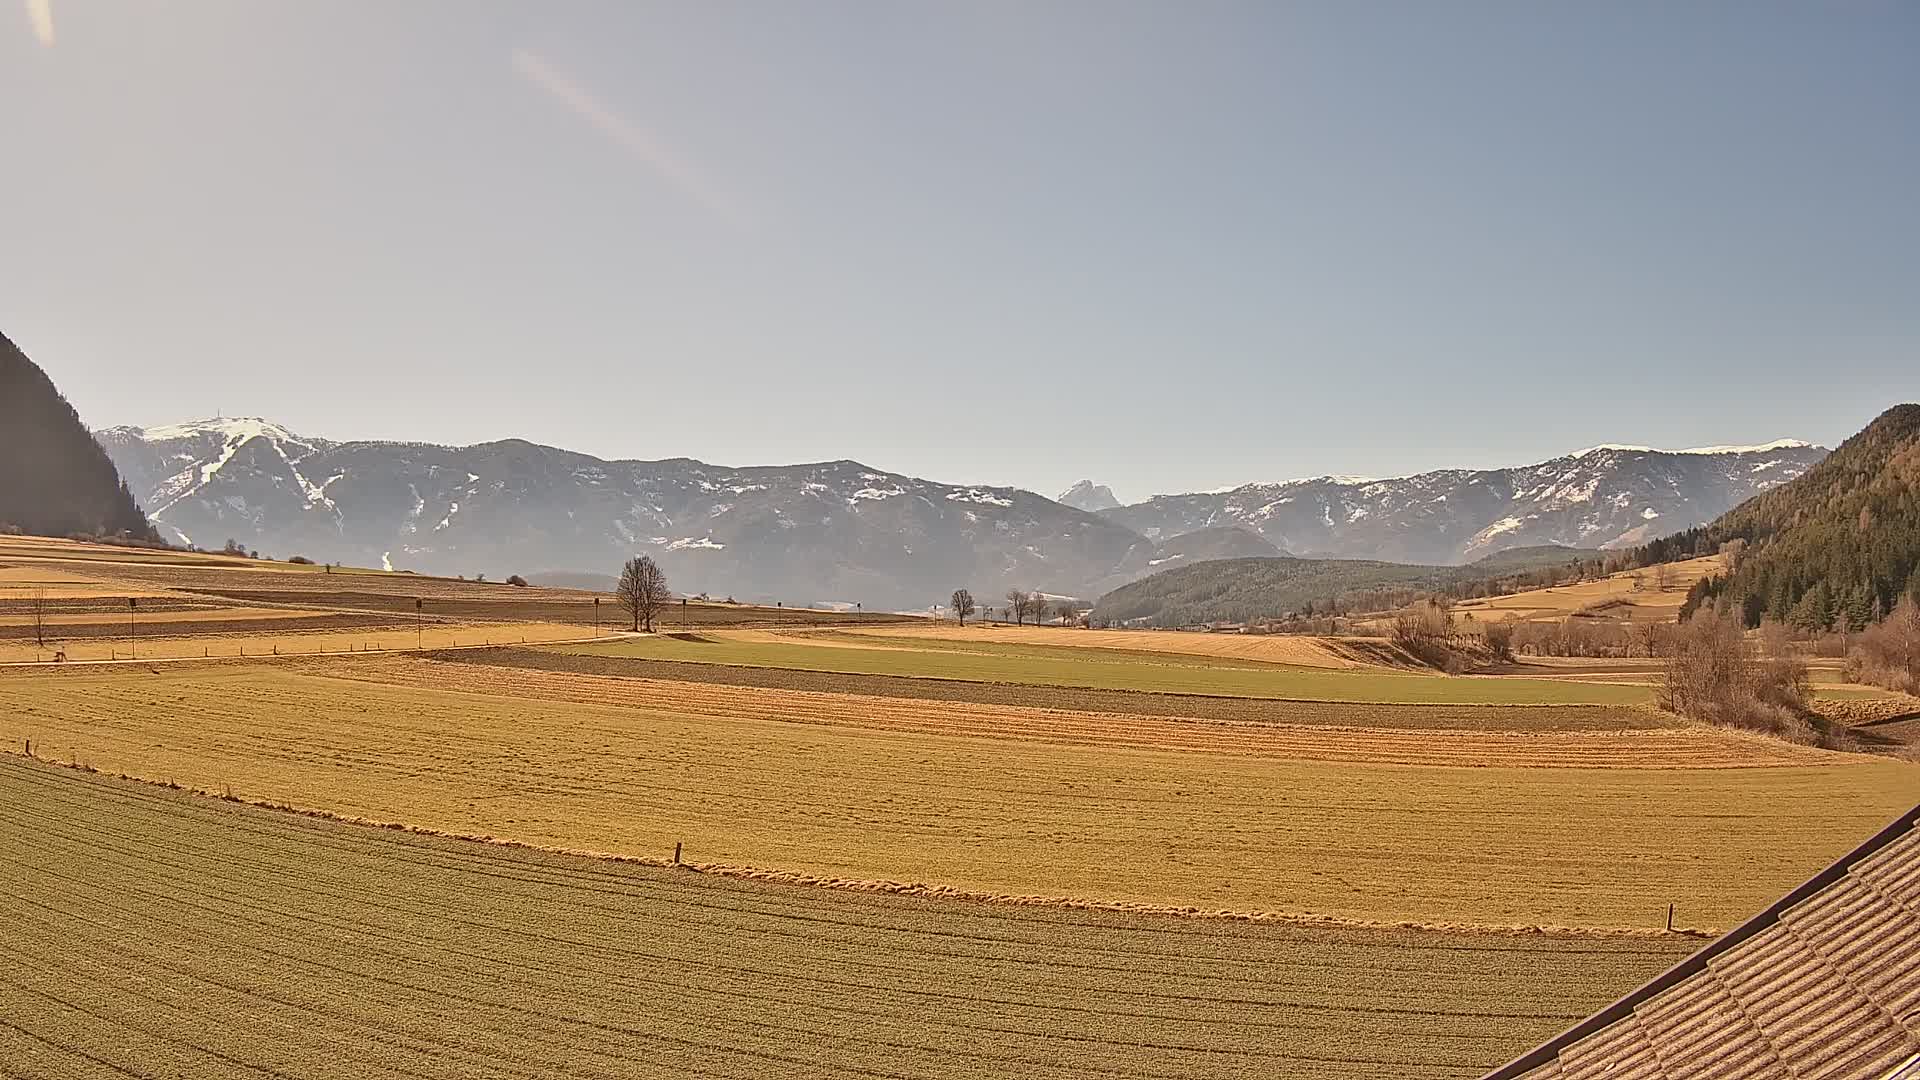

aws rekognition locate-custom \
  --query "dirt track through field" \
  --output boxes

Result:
[459,647,1671,731]
[0,757,1701,1080]
[5,662,1914,929]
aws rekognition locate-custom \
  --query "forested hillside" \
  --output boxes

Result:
[1090,546,1586,627]
[1676,404,1920,629]
[0,332,152,540]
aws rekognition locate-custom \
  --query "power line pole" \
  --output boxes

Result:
[128,596,137,658]
[415,597,423,649]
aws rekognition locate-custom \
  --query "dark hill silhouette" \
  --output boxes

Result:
[0,331,153,541]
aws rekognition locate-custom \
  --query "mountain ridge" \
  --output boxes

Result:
[96,416,1827,610]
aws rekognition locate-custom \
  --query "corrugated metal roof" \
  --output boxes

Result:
[1485,805,1920,1080]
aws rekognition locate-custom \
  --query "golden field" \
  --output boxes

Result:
[0,757,1699,1080]
[5,536,1917,1078]
[5,658,1913,931]
[1451,554,1725,624]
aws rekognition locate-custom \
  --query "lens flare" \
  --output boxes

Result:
[25,0,53,46]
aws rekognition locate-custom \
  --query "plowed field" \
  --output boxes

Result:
[0,757,1700,1080]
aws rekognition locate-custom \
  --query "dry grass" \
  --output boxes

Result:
[4,661,1913,931]
[1452,555,1725,625]
[0,756,1699,1080]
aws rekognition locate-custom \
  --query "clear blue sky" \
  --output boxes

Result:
[6,2,1915,502]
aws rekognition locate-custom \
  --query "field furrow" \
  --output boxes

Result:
[0,758,1696,1080]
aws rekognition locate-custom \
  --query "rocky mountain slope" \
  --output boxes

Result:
[1,332,152,541]
[96,419,1140,609]
[1057,480,1121,513]
[1101,442,1826,565]
[96,418,1826,610]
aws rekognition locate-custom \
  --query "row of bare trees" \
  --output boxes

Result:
[948,587,1079,626]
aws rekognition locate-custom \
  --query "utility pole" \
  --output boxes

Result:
[594,596,601,636]
[415,597,423,649]
[127,596,137,658]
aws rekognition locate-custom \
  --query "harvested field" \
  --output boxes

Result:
[0,621,596,663]
[0,536,917,630]
[184,589,922,629]
[454,646,1676,731]
[325,656,1799,767]
[0,608,384,639]
[856,624,1373,668]
[1450,555,1724,625]
[4,662,1912,929]
[548,633,1655,705]
[0,757,1699,1080]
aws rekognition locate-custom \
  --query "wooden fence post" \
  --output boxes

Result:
[674,842,682,866]
[1667,903,1674,932]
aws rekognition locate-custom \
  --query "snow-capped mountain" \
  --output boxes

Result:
[1057,480,1121,513]
[1099,441,1827,566]
[94,418,1827,606]
[94,419,1142,609]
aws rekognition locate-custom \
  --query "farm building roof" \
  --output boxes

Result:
[1484,803,1920,1080]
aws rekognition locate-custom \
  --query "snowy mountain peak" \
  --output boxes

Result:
[1057,479,1121,513]
[113,417,314,445]
[1570,438,1814,458]
[1103,439,1829,564]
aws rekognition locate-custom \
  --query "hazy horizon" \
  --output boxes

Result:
[8,2,1916,502]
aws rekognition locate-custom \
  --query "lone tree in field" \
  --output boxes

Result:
[616,556,671,632]
[1006,589,1028,626]
[950,588,976,626]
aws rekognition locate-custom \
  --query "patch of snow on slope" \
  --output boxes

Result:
[1467,516,1527,549]
[666,536,725,551]
[403,485,425,534]
[381,551,394,572]
[851,486,904,501]
[1146,554,1185,567]
[947,489,1013,507]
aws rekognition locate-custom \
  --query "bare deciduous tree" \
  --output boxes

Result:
[1005,589,1027,626]
[1660,612,1811,739]
[616,556,672,632]
[1029,594,1051,626]
[1847,596,1920,695]
[1483,616,1516,663]
[950,588,976,626]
